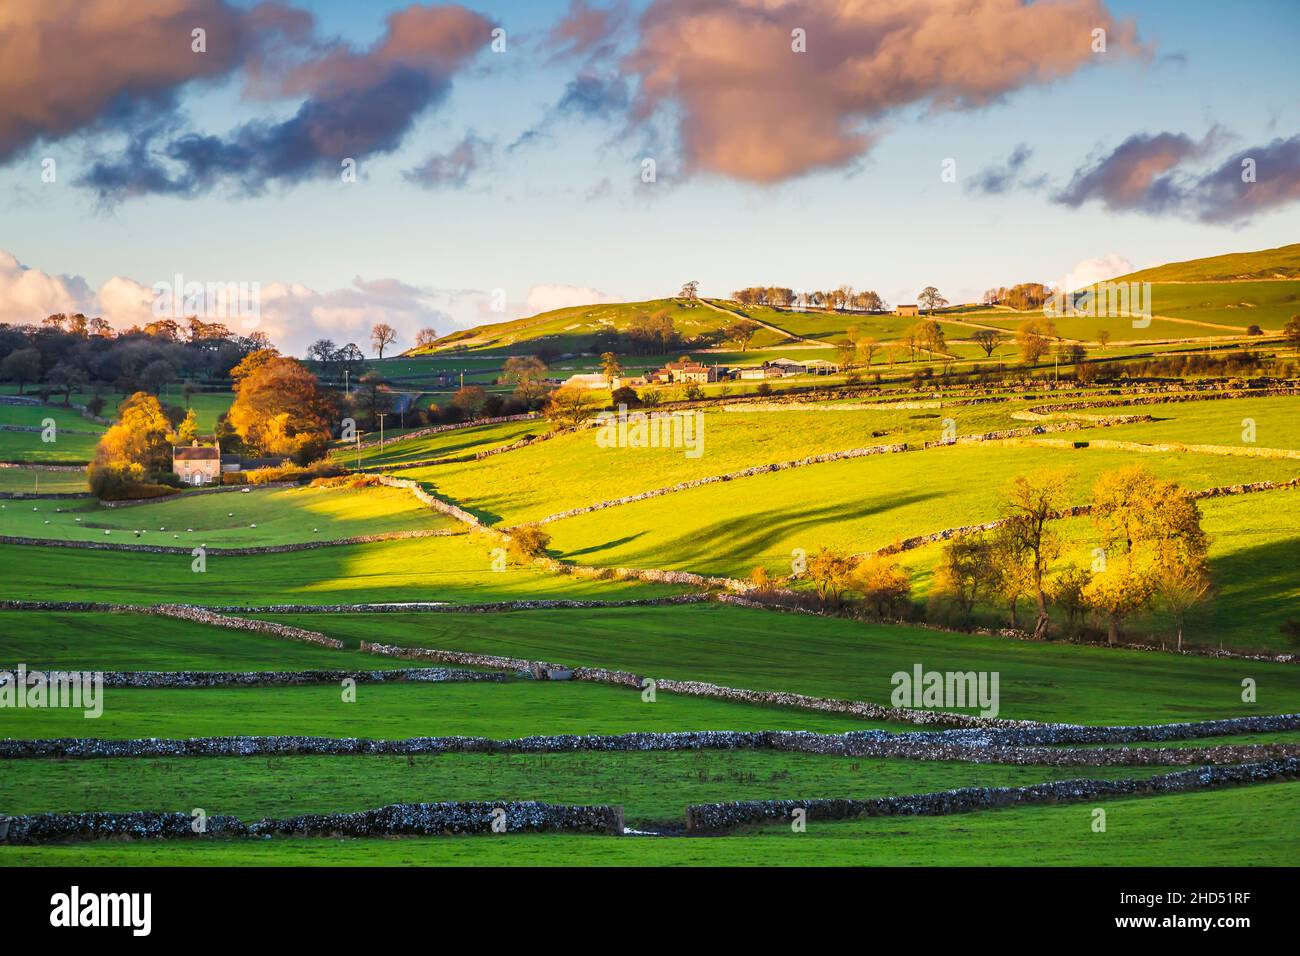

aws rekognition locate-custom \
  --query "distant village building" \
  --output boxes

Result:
[735,358,841,380]
[173,440,221,486]
[896,304,919,316]
[650,359,727,384]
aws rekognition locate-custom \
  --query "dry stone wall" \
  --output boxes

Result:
[683,757,1300,831]
[0,801,624,843]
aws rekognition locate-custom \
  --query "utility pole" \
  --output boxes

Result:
[355,427,361,470]
[344,369,349,396]
[377,412,387,451]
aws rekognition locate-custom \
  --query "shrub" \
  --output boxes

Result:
[507,524,551,563]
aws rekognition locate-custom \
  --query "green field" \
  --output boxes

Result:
[0,428,99,463]
[0,680,880,740]
[0,534,689,606]
[540,440,1298,577]
[0,403,104,432]
[258,603,1300,724]
[0,484,456,546]
[4,782,1294,866]
[332,418,543,469]
[0,467,85,494]
[0,752,1168,827]
[0,610,395,671]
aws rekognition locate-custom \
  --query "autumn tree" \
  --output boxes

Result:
[507,524,551,564]
[857,336,880,368]
[932,536,998,620]
[370,322,397,359]
[504,355,549,403]
[599,352,622,386]
[989,521,1035,629]
[725,319,760,351]
[1015,318,1057,365]
[1084,465,1210,644]
[543,386,598,429]
[230,348,281,390]
[171,408,199,445]
[227,356,335,463]
[414,327,439,349]
[1049,564,1092,636]
[451,385,489,419]
[852,553,912,617]
[87,392,173,495]
[806,547,857,609]
[1003,468,1070,639]
[1154,562,1212,651]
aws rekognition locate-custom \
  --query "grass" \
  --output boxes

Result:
[330,418,543,469]
[256,602,1300,724]
[0,467,85,494]
[0,403,104,432]
[4,782,1294,866]
[0,679,882,740]
[0,428,98,463]
[0,611,396,671]
[0,752,1168,827]
[0,534,691,606]
[0,484,457,547]
[1117,243,1300,282]
[398,403,1037,526]
[540,438,1299,579]
[1084,395,1300,450]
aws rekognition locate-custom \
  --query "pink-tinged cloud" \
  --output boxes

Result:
[1054,132,1199,211]
[621,0,1144,183]
[0,0,254,161]
[545,0,628,61]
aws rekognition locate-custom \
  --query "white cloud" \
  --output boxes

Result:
[1058,253,1134,292]
[524,283,615,314]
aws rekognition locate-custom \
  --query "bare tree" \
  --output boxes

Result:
[370,323,397,359]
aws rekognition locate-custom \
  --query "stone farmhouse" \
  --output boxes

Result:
[172,440,221,486]
[896,304,919,316]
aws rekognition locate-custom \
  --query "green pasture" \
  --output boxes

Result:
[0,611,393,671]
[0,403,104,432]
[1086,395,1300,450]
[0,679,879,741]
[0,534,691,607]
[0,428,98,463]
[399,403,1037,526]
[258,602,1300,724]
[1118,243,1300,282]
[5,782,1294,866]
[0,752,1167,828]
[541,439,1300,578]
[0,484,456,546]
[0,467,85,494]
[331,418,542,469]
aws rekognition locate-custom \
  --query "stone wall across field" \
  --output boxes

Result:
[6,719,1298,762]
[150,605,344,649]
[0,801,624,843]
[218,594,712,614]
[0,527,457,556]
[0,668,503,689]
[683,757,1300,832]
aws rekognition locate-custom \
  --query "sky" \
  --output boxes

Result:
[0,0,1297,356]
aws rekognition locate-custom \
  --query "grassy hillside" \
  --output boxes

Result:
[409,298,790,356]
[1115,243,1300,282]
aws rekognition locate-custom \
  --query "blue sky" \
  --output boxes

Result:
[0,0,1296,354]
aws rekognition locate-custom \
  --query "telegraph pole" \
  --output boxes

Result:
[377,412,387,451]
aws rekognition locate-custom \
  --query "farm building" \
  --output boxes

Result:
[896,304,919,316]
[651,359,727,384]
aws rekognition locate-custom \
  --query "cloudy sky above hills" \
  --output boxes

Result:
[1,0,1297,354]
